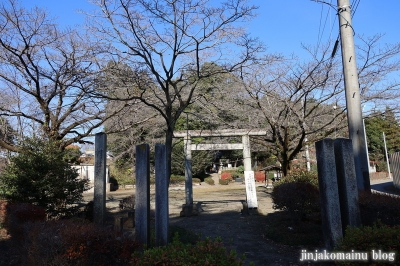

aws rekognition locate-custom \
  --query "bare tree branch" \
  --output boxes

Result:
[0,0,114,150]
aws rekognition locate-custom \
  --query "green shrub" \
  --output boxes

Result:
[109,162,135,187]
[171,140,214,177]
[335,223,399,265]
[236,165,244,175]
[271,171,319,220]
[266,172,275,180]
[163,175,202,186]
[219,179,230,185]
[63,144,82,164]
[358,191,400,226]
[0,138,89,218]
[192,177,201,184]
[204,177,215,185]
[275,170,319,187]
[376,160,388,173]
[272,182,319,219]
[169,225,200,245]
[132,235,244,266]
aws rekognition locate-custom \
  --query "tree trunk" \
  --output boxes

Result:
[165,126,174,186]
[281,158,291,177]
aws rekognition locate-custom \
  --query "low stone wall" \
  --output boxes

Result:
[369,172,389,182]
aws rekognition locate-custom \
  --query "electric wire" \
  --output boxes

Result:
[351,0,361,18]
[317,3,335,52]
[313,0,338,58]
[314,0,361,58]
[316,3,325,50]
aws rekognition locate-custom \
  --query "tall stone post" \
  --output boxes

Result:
[315,139,343,250]
[184,134,193,206]
[155,144,169,246]
[334,138,361,232]
[242,135,257,208]
[135,144,150,246]
[94,132,107,225]
[242,135,252,171]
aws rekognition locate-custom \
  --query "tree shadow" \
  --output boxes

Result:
[168,201,302,266]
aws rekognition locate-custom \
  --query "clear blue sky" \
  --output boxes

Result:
[253,0,400,57]
[18,0,400,59]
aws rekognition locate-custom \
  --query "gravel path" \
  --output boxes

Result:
[83,178,302,265]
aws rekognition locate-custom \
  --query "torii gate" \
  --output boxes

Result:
[174,129,267,213]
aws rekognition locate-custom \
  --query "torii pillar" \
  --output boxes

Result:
[242,135,252,171]
[178,129,266,215]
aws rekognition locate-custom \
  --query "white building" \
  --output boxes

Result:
[73,164,111,192]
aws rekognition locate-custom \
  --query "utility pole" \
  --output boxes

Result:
[337,0,371,191]
[305,138,311,171]
[383,132,392,179]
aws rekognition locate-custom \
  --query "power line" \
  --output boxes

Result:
[351,0,361,18]
[316,3,325,50]
[314,1,337,44]
[314,0,361,58]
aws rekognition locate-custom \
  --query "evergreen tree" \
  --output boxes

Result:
[0,138,89,218]
[365,108,400,171]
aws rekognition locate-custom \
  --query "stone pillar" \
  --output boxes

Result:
[391,152,400,189]
[242,135,252,171]
[94,132,107,225]
[155,144,169,246]
[244,171,258,208]
[242,135,257,208]
[315,139,343,250]
[334,138,361,232]
[184,134,193,206]
[135,144,150,246]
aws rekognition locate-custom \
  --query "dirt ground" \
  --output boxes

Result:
[168,184,301,265]
[98,174,303,266]
[1,176,394,265]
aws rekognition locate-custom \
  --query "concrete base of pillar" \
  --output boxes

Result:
[241,201,249,215]
[241,201,258,215]
[179,203,203,217]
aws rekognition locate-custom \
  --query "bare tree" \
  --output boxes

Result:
[0,0,122,151]
[356,34,400,115]
[98,61,165,168]
[242,48,344,175]
[243,35,400,175]
[88,0,263,177]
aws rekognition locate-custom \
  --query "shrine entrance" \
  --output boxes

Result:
[174,129,267,212]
